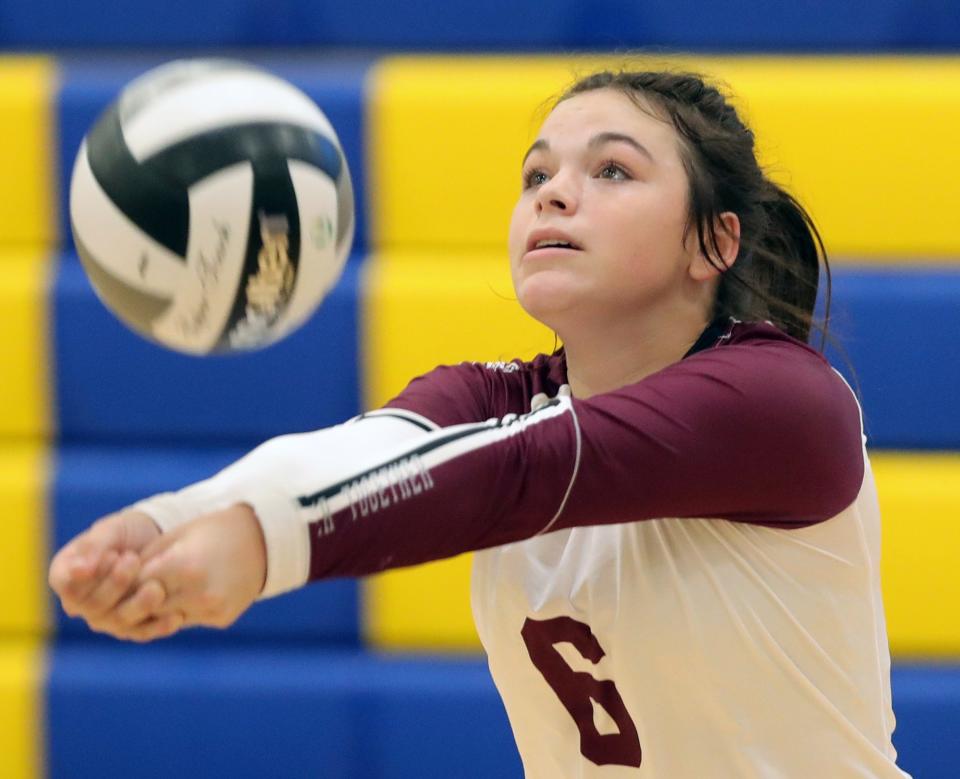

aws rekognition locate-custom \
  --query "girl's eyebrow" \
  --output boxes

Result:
[522,132,655,166]
[588,132,655,162]
[521,139,549,166]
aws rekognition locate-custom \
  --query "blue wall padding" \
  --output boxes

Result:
[891,665,960,778]
[43,647,954,778]
[4,0,960,50]
[52,253,363,444]
[50,444,360,643]
[54,257,960,449]
[46,646,522,779]
[821,267,960,449]
[56,55,370,253]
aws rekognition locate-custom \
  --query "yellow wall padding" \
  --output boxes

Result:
[0,443,49,635]
[873,452,960,657]
[362,251,553,649]
[0,57,57,247]
[0,641,43,779]
[362,251,554,407]
[369,56,960,260]
[0,252,50,438]
[365,556,477,650]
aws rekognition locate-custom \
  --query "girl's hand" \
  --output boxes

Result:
[48,509,166,640]
[132,504,267,634]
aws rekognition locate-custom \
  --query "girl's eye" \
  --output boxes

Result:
[522,169,549,189]
[598,162,630,181]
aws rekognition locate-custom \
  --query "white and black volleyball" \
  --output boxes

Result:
[69,59,354,354]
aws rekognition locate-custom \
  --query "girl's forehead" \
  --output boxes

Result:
[539,89,673,144]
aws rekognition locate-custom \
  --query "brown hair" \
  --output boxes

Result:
[559,70,831,348]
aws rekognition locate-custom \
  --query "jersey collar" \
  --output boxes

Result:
[683,316,738,359]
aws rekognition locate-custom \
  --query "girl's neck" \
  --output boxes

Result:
[561,314,709,399]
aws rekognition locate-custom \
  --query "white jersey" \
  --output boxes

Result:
[139,318,909,777]
[472,438,907,778]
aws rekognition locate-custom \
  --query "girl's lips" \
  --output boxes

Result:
[524,246,582,259]
[526,229,582,253]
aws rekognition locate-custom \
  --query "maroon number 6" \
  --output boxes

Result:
[521,616,642,768]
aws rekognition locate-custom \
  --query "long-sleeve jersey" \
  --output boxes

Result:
[139,317,909,778]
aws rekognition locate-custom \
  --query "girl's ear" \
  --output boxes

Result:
[689,211,740,282]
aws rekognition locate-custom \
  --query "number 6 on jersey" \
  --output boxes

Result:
[522,616,642,768]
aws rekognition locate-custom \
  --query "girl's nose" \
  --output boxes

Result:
[535,172,577,215]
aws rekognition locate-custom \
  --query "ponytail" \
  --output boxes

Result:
[715,183,830,347]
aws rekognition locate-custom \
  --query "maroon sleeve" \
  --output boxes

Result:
[380,362,495,427]
[303,332,865,580]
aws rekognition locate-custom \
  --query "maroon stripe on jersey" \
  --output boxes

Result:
[306,321,865,579]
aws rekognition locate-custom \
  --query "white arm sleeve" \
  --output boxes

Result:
[132,411,437,599]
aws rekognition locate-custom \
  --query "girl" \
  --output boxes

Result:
[49,69,909,778]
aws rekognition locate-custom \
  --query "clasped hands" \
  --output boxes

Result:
[48,505,267,643]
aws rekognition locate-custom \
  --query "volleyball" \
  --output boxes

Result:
[69,59,354,354]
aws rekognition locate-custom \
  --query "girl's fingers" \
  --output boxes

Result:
[136,547,208,622]
[51,518,126,604]
[125,611,187,644]
[149,588,209,623]
[141,550,235,628]
[56,548,117,617]
[139,530,178,564]
[114,579,167,627]
[48,549,84,607]
[139,546,194,602]
[50,511,170,636]
[48,544,87,589]
[82,551,141,617]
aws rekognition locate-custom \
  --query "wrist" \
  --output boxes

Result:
[237,486,308,600]
[234,502,268,594]
[121,508,164,546]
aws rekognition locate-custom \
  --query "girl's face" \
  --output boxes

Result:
[508,88,711,333]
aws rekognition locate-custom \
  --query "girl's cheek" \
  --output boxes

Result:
[508,207,529,256]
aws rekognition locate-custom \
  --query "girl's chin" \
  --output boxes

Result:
[515,274,582,322]
[517,293,579,330]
